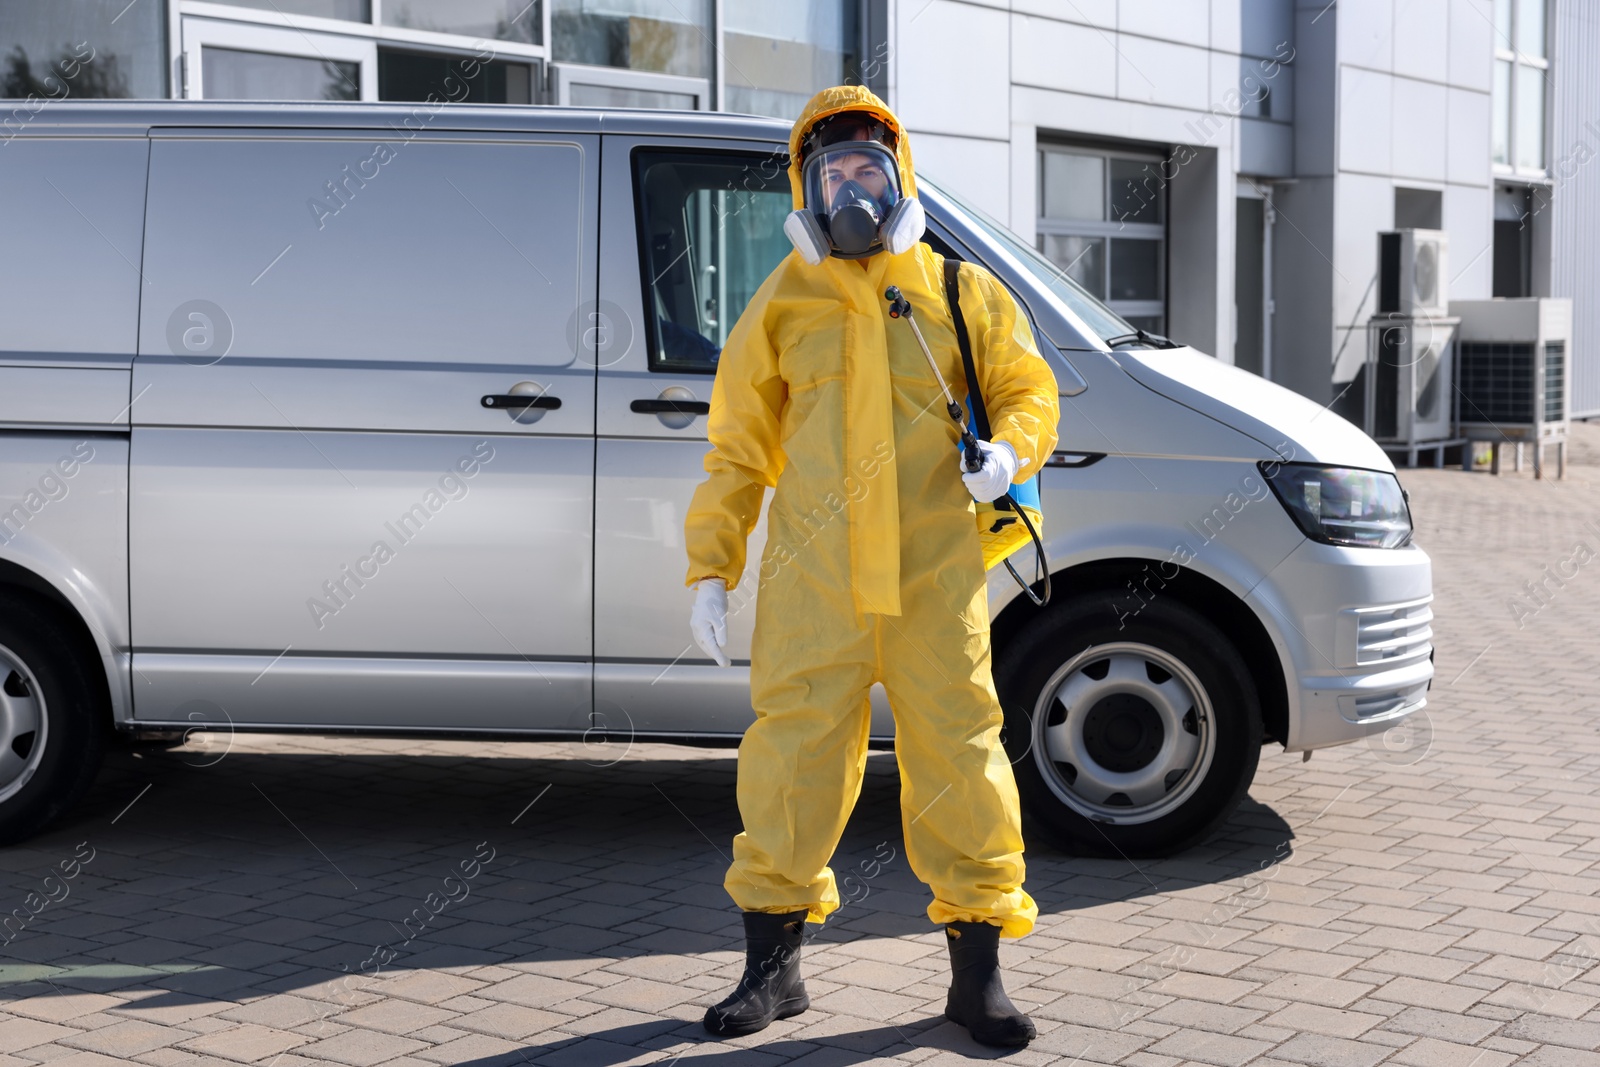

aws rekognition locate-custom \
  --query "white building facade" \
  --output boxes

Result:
[891,0,1594,422]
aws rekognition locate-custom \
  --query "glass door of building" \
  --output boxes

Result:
[181,17,377,100]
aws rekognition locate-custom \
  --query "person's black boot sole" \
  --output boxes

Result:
[943,920,1036,1048]
[703,908,811,1037]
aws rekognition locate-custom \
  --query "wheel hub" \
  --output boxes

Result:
[1081,693,1164,772]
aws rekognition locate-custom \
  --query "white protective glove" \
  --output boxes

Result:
[959,439,1023,502]
[690,578,731,667]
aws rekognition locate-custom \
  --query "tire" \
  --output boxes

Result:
[0,591,107,845]
[995,590,1262,858]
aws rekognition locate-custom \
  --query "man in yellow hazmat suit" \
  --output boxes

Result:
[684,85,1059,1048]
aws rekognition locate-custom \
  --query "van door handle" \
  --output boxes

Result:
[483,394,561,410]
[630,398,710,416]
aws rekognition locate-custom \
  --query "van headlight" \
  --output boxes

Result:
[1259,463,1413,549]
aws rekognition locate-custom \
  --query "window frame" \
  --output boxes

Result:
[179,0,550,54]
[181,16,376,100]
[551,64,708,110]
[171,0,548,100]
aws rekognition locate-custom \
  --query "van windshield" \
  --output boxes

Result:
[918,174,1139,346]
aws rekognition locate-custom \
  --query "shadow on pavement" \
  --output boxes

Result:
[0,740,1294,1009]
[447,1018,1031,1065]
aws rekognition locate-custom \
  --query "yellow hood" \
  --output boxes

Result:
[787,85,917,212]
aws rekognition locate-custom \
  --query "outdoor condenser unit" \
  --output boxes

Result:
[1377,229,1450,317]
[1364,315,1459,447]
[1449,298,1572,472]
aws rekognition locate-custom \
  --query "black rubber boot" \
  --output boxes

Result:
[703,908,811,1036]
[943,920,1036,1047]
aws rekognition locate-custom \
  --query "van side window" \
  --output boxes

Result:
[0,139,149,358]
[141,137,585,367]
[633,150,793,374]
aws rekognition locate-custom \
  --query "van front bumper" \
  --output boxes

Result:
[1246,537,1435,752]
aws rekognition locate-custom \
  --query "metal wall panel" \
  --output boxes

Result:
[1551,0,1600,417]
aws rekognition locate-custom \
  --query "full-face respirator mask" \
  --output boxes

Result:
[783,115,926,265]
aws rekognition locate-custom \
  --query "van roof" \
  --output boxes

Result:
[8,99,793,142]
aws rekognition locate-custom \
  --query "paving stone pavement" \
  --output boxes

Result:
[1,444,1599,1066]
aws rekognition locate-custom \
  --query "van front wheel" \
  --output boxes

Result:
[995,592,1262,857]
[0,592,107,845]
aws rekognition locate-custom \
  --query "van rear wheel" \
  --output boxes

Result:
[995,592,1262,857]
[0,592,106,845]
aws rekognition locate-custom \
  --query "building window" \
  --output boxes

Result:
[223,0,371,21]
[379,49,533,104]
[552,0,711,78]
[219,1,543,44]
[382,1,542,45]
[204,49,359,100]
[1036,145,1165,334]
[721,1,862,120]
[1491,0,1548,175]
[0,0,166,98]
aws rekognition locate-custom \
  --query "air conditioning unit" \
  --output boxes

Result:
[1450,298,1571,448]
[1364,315,1458,447]
[1378,229,1449,318]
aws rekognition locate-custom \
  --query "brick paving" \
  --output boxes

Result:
[0,431,1598,1065]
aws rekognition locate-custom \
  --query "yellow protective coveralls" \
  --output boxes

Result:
[684,86,1060,938]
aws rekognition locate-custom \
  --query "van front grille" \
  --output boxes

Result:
[1353,597,1434,666]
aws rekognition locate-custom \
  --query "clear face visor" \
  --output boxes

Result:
[800,141,902,220]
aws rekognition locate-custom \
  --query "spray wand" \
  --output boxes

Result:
[883,284,1052,607]
[884,286,984,473]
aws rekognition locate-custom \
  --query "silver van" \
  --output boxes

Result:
[0,101,1432,853]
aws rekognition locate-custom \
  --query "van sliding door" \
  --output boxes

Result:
[130,129,598,732]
